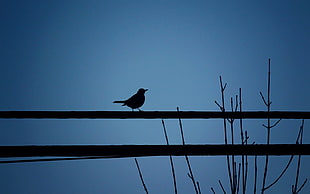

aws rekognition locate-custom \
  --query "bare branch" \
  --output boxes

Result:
[236,163,241,194]
[262,58,272,194]
[177,107,199,194]
[254,155,258,194]
[235,95,239,112]
[177,107,186,146]
[161,120,178,194]
[264,120,305,191]
[270,119,281,128]
[263,155,294,191]
[296,119,305,144]
[296,179,307,193]
[262,119,281,129]
[217,76,233,193]
[242,136,250,144]
[229,97,236,193]
[223,83,227,91]
[259,92,268,106]
[240,88,247,194]
[211,187,216,194]
[293,120,306,194]
[215,100,223,111]
[218,180,227,194]
[134,158,149,194]
[197,182,202,194]
[219,76,227,92]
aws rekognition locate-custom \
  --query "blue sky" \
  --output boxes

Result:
[0,0,310,193]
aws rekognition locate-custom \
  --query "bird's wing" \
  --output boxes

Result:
[125,93,138,104]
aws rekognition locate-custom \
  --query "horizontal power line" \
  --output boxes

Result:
[0,111,309,119]
[0,145,309,159]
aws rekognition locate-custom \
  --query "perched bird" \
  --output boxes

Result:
[113,88,148,111]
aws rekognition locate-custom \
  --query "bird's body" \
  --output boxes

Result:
[113,88,148,111]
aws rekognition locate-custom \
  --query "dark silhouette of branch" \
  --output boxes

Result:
[296,121,304,144]
[161,120,178,194]
[295,179,307,193]
[236,163,241,194]
[215,100,223,111]
[218,180,227,194]
[218,76,228,145]
[262,119,281,129]
[177,107,199,194]
[244,132,249,194]
[134,158,149,194]
[216,76,233,193]
[239,88,247,194]
[292,119,307,194]
[263,155,294,191]
[261,58,272,194]
[177,107,186,146]
[197,181,202,194]
[254,154,258,194]
[229,97,237,193]
[259,92,270,107]
[211,187,216,194]
[263,120,306,192]
[240,88,249,194]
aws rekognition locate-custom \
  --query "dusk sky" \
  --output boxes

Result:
[0,1,310,193]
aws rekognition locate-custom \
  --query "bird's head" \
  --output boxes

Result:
[138,88,148,94]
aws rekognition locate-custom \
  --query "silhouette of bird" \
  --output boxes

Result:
[113,88,148,111]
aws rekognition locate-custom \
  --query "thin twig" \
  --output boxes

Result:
[177,107,199,194]
[240,88,246,194]
[219,76,228,145]
[219,180,227,194]
[235,95,238,112]
[264,120,306,192]
[262,58,271,194]
[197,181,202,194]
[177,107,186,146]
[259,92,268,106]
[263,155,294,191]
[134,158,149,194]
[293,157,302,194]
[161,120,178,194]
[230,97,237,193]
[220,76,234,193]
[211,187,216,194]
[296,121,304,144]
[215,100,223,111]
[296,179,307,193]
[217,76,233,193]
[236,163,241,194]
[254,154,258,194]
[245,131,249,194]
[293,120,306,194]
[262,119,281,129]
[270,119,281,128]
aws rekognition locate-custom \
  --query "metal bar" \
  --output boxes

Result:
[0,144,309,158]
[0,111,309,119]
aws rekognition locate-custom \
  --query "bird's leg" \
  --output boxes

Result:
[138,108,143,112]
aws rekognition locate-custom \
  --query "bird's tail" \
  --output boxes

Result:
[113,101,125,103]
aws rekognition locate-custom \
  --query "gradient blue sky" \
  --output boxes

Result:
[0,0,310,193]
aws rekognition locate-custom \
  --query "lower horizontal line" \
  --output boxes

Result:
[0,144,309,157]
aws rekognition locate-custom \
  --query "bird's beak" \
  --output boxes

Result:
[145,89,148,91]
